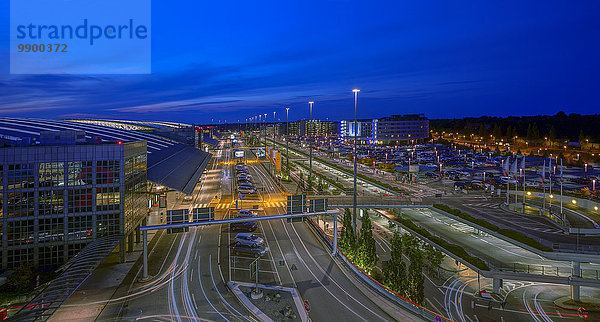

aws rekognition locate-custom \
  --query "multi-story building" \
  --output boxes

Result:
[340,114,429,145]
[0,133,147,270]
[276,120,338,138]
[340,119,374,144]
[0,118,212,271]
[372,114,429,144]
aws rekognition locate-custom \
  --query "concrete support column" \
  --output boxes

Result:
[119,240,125,263]
[142,230,148,280]
[571,261,581,302]
[493,278,503,293]
[135,225,141,244]
[333,211,338,256]
[127,233,134,252]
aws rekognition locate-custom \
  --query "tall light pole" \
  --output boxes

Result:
[308,101,314,194]
[352,89,360,235]
[264,113,268,171]
[286,107,290,172]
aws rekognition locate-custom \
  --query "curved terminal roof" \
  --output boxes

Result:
[0,117,210,194]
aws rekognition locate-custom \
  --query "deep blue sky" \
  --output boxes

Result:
[1,1,599,123]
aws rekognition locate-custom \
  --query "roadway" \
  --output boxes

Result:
[97,138,422,321]
[224,140,421,321]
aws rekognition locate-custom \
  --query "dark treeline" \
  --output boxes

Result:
[430,112,600,142]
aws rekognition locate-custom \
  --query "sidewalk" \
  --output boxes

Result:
[49,210,164,321]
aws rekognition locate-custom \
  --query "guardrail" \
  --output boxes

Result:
[304,216,451,322]
[493,263,600,280]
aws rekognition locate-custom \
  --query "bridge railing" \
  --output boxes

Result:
[494,263,600,280]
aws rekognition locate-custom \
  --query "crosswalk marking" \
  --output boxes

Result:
[463,202,500,209]
[197,201,288,209]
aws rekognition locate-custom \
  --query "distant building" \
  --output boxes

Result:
[277,120,339,138]
[340,114,429,144]
[340,119,373,144]
[372,114,429,144]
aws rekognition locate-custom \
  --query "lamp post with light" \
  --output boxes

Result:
[352,89,360,235]
[308,101,314,194]
[286,107,290,172]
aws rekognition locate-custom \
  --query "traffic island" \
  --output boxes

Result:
[554,296,600,312]
[228,281,308,322]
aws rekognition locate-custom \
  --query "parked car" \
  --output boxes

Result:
[238,186,256,194]
[233,232,264,246]
[230,242,268,257]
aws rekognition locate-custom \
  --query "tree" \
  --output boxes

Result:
[478,124,488,138]
[406,247,425,305]
[532,123,540,140]
[6,261,36,294]
[549,125,557,145]
[340,208,356,256]
[493,123,502,139]
[356,210,378,274]
[423,244,444,275]
[400,233,419,255]
[579,129,586,144]
[505,126,512,140]
[384,232,407,295]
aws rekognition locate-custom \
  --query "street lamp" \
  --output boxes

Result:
[308,101,314,194]
[352,88,360,235]
[286,107,290,172]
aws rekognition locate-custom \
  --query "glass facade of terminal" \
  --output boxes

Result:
[0,141,147,270]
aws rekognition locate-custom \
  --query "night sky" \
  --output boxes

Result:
[1,1,599,123]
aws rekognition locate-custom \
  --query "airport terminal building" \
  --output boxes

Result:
[0,118,211,271]
[0,135,147,270]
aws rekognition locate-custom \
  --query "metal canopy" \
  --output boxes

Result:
[9,234,124,321]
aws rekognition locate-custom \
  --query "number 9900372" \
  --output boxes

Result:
[17,44,67,52]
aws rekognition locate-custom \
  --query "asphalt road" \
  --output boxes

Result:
[97,139,423,321]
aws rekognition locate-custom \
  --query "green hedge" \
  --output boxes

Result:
[395,216,490,270]
[433,204,553,252]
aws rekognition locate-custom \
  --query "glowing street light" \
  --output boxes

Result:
[308,101,315,193]
[352,88,360,235]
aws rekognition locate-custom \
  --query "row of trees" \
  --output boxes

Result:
[338,208,438,305]
[432,112,599,143]
[339,208,379,274]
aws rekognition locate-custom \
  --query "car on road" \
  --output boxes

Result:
[237,209,257,217]
[230,242,268,257]
[233,232,264,246]
[230,221,258,232]
[238,186,256,194]
[237,179,253,186]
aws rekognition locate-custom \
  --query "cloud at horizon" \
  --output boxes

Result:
[1,1,599,123]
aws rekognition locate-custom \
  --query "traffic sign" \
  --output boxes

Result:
[435,316,442,322]
[304,300,310,312]
[287,194,306,214]
[192,207,214,222]
[309,199,328,212]
[167,209,189,234]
